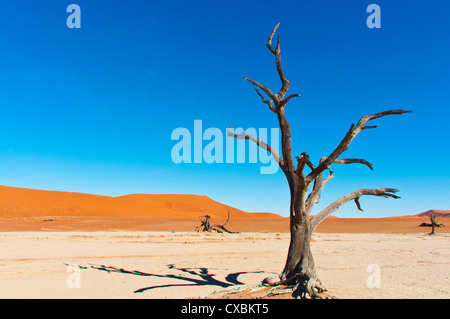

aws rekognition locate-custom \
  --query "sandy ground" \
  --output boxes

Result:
[2,216,448,234]
[0,231,448,299]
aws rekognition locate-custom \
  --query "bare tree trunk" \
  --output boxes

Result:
[284,227,323,298]
[277,181,326,298]
[281,211,315,283]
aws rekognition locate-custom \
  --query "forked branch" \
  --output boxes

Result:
[242,77,276,101]
[255,89,276,113]
[266,23,289,98]
[310,188,400,231]
[332,158,373,170]
[305,169,334,215]
[303,156,369,215]
[306,110,411,184]
[243,23,300,110]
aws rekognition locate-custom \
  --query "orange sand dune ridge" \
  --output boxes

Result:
[0,185,282,220]
[0,185,448,233]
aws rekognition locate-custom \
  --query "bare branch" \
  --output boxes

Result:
[196,213,239,234]
[305,159,316,170]
[354,197,363,211]
[295,152,309,180]
[304,157,335,215]
[222,212,231,227]
[264,23,291,101]
[266,22,280,54]
[255,89,276,113]
[305,170,334,215]
[306,110,411,184]
[246,24,298,107]
[322,170,335,185]
[279,93,301,108]
[244,23,298,107]
[333,158,373,170]
[240,24,300,183]
[227,126,284,168]
[358,110,412,127]
[242,76,276,101]
[362,125,379,130]
[310,188,400,231]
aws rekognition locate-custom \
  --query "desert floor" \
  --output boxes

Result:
[0,231,448,299]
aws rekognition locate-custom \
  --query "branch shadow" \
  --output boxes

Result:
[80,263,267,294]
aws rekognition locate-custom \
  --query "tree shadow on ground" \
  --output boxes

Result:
[78,263,267,294]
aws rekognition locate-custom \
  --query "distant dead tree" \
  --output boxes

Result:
[195,212,238,233]
[228,23,410,298]
[419,215,445,235]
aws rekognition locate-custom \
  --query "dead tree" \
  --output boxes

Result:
[419,215,445,235]
[228,23,410,298]
[195,212,238,233]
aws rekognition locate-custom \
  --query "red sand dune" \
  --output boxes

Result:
[413,210,450,218]
[0,185,281,220]
[0,185,448,233]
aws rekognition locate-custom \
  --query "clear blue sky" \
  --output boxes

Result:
[0,0,448,217]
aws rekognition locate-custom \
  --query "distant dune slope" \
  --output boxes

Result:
[0,185,283,219]
[414,210,450,218]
